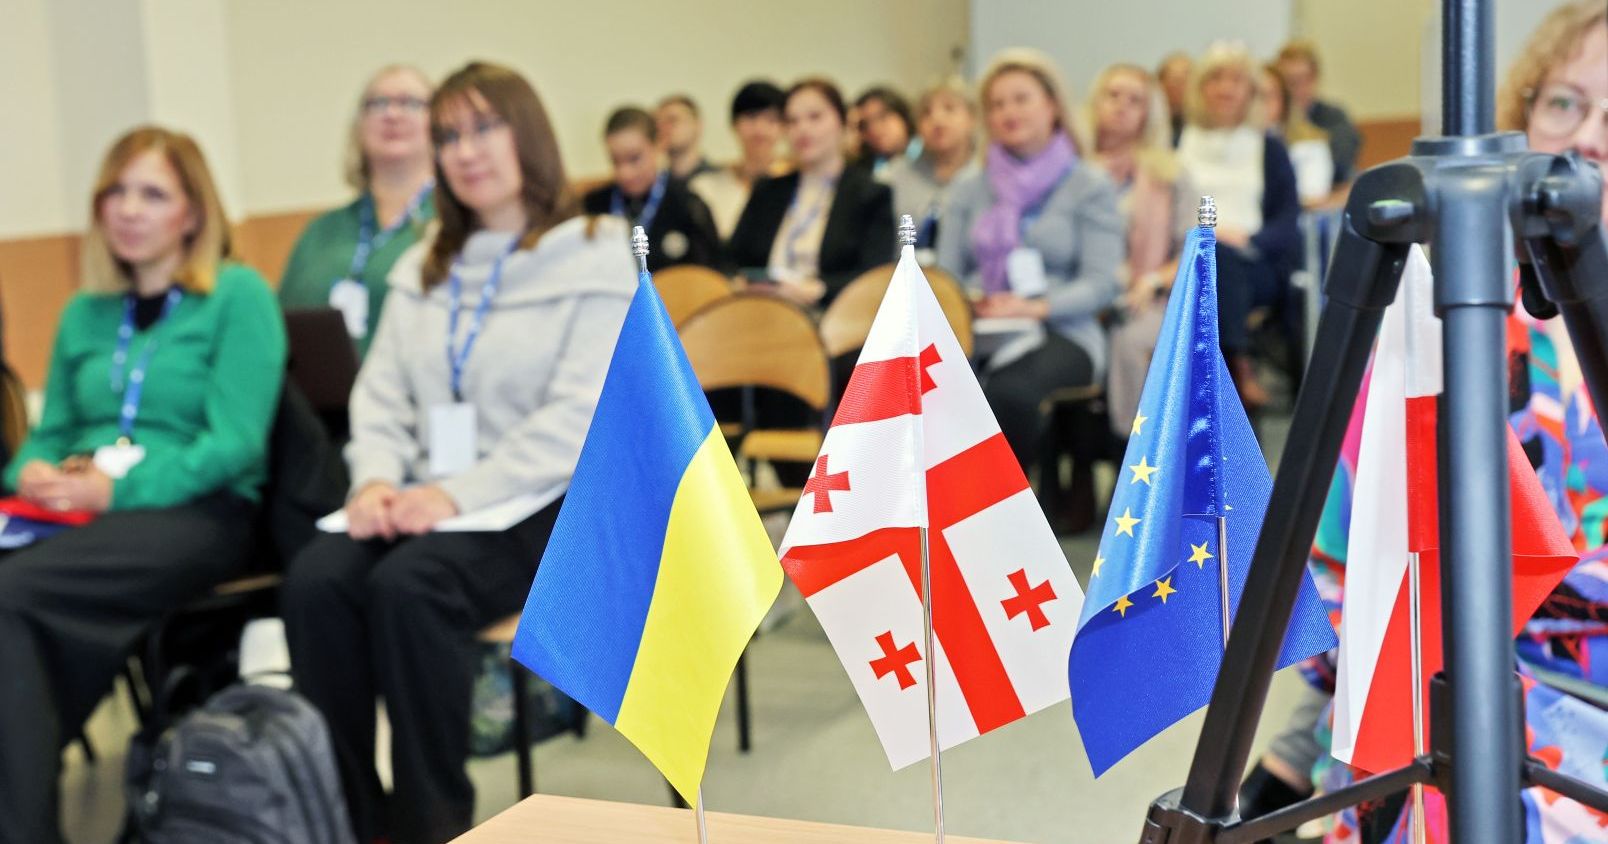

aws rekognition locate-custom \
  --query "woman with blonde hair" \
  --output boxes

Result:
[1257,63,1334,205]
[279,64,436,357]
[0,126,286,844]
[281,61,636,843]
[937,48,1124,475]
[1174,41,1302,410]
[1079,62,1195,438]
[887,77,980,249]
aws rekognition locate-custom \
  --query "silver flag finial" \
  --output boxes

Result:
[897,214,917,247]
[1198,196,1217,228]
[631,225,649,272]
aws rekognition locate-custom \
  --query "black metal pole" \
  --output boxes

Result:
[1432,161,1522,843]
[1441,0,1493,136]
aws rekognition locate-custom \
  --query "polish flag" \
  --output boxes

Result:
[1333,247,1577,774]
[779,247,1085,769]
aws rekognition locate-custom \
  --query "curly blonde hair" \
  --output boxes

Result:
[1185,42,1258,130]
[978,48,1079,152]
[1075,63,1178,184]
[1497,0,1607,133]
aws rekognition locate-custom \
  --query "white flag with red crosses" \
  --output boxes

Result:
[778,247,1085,770]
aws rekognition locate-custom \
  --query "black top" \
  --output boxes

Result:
[582,177,724,273]
[1308,99,1362,185]
[726,166,895,304]
[132,290,171,331]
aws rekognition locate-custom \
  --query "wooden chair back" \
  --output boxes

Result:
[677,293,830,412]
[819,263,974,359]
[652,265,734,326]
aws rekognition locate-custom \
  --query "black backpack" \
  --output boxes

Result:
[124,684,356,844]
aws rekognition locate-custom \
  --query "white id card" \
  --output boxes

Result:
[1005,248,1049,297]
[328,279,370,339]
[428,403,478,478]
[93,443,147,479]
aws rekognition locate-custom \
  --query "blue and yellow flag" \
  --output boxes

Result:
[512,268,781,804]
[1067,225,1337,776]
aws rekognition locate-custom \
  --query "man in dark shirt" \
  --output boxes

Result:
[1277,40,1363,185]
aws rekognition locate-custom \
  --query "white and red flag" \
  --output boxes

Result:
[778,246,1084,769]
[1333,246,1577,774]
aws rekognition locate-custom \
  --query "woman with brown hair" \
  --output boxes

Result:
[281,61,636,843]
[0,126,285,844]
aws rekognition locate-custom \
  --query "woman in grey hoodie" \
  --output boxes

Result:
[281,62,636,844]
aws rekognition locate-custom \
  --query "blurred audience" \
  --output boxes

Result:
[655,94,717,180]
[1157,51,1193,146]
[1259,63,1335,205]
[852,86,918,178]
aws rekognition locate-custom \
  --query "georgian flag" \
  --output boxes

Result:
[778,247,1084,769]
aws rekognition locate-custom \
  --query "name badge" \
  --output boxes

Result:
[1006,248,1048,297]
[428,403,478,478]
[328,279,370,339]
[93,443,147,479]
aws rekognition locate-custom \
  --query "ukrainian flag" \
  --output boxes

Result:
[512,268,781,805]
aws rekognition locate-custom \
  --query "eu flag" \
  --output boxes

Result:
[1068,223,1337,776]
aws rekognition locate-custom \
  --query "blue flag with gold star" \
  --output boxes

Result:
[1067,224,1337,776]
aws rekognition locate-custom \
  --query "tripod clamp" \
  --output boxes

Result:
[1138,133,1608,844]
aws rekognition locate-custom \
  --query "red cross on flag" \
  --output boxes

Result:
[779,247,1085,770]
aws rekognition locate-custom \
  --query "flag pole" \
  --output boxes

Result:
[901,214,945,843]
[1200,197,1233,654]
[1408,551,1427,844]
[636,225,713,844]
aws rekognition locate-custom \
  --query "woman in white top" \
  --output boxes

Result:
[281,61,635,844]
[1173,42,1303,410]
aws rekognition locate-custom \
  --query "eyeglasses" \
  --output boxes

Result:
[432,116,508,150]
[1525,84,1608,140]
[362,95,428,115]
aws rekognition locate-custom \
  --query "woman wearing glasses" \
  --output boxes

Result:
[279,65,437,358]
[280,62,635,844]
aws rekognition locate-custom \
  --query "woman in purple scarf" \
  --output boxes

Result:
[937,49,1125,507]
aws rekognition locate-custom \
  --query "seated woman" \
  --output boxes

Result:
[582,106,722,272]
[1258,63,1335,207]
[937,48,1125,471]
[887,78,980,252]
[281,62,635,844]
[0,127,285,844]
[728,77,895,309]
[1174,42,1302,410]
[1079,62,1195,440]
[688,80,790,240]
[852,85,918,178]
[279,65,436,358]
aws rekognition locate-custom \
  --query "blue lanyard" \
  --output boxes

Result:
[346,182,433,282]
[110,287,182,443]
[445,240,517,401]
[609,171,668,234]
[783,178,836,269]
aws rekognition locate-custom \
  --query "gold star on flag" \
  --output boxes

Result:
[1152,577,1177,604]
[1129,456,1159,486]
[1131,411,1148,436]
[1188,542,1214,568]
[1091,553,1105,578]
[1113,594,1134,617]
[1114,508,1141,537]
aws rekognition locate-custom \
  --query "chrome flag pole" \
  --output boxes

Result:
[636,225,712,844]
[1199,197,1233,654]
[901,213,945,843]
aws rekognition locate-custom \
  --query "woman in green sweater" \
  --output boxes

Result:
[279,64,436,357]
[0,126,286,844]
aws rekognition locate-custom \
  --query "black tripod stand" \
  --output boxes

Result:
[1138,2,1608,842]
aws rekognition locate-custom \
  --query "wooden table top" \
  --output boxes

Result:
[453,794,1020,843]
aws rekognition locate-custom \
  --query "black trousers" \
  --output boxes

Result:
[1215,244,1294,356]
[981,331,1095,470]
[281,500,562,844]
[0,494,254,844]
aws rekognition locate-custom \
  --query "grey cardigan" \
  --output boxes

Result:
[346,217,637,513]
[936,164,1125,376]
